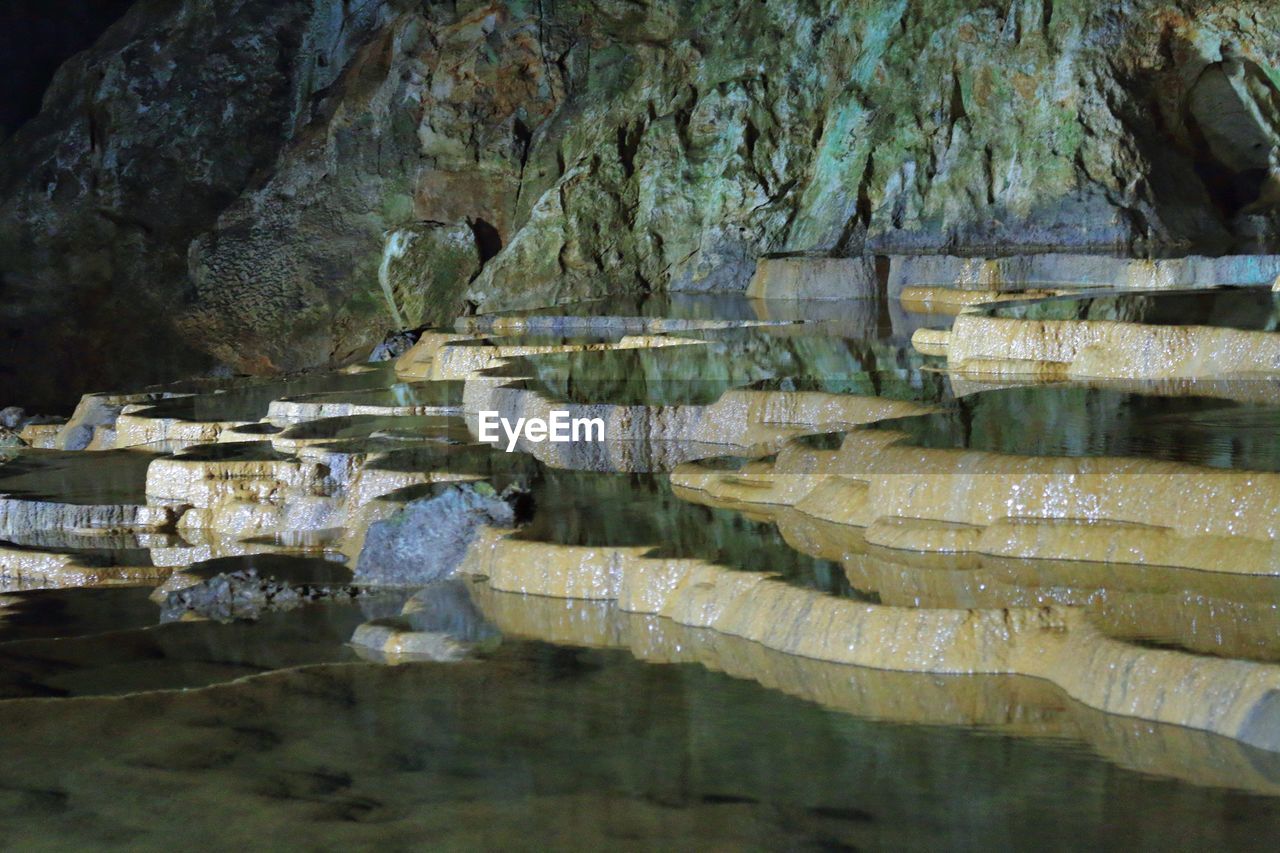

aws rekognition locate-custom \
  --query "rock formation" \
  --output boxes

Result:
[0,0,392,409]
[4,1,1280,407]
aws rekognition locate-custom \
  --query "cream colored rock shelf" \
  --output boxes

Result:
[916,287,1280,379]
[0,294,1278,761]
[671,427,1280,575]
[454,523,1280,752]
[466,582,1280,797]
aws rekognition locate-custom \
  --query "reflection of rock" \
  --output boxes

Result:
[354,483,528,586]
[401,580,502,644]
[355,573,504,660]
[468,583,1280,795]
[457,517,1280,753]
[351,580,501,663]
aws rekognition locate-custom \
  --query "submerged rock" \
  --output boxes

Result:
[354,483,529,587]
[159,554,359,622]
[161,567,358,623]
[400,580,502,645]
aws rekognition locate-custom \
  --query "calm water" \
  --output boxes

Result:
[2,292,1279,848]
[1,585,1279,849]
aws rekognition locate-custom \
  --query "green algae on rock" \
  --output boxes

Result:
[5,1,1280,405]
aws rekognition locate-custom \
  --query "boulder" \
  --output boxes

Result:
[354,483,528,586]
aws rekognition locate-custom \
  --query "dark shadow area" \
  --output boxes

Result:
[469,217,504,264]
[0,0,135,138]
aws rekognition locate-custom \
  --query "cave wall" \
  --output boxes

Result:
[2,0,1279,407]
[0,0,393,409]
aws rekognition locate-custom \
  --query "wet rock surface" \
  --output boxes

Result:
[5,2,1280,402]
[0,0,393,409]
[160,556,359,622]
[354,483,529,586]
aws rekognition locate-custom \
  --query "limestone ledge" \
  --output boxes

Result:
[776,511,1280,663]
[887,254,1280,295]
[469,583,1280,796]
[746,256,878,301]
[264,397,459,424]
[455,526,1280,752]
[670,429,1280,574]
[391,332,479,381]
[0,496,180,536]
[899,286,1062,315]
[466,381,932,467]
[0,543,168,590]
[145,455,328,511]
[926,311,1280,379]
[454,316,785,337]
[17,424,61,450]
[115,410,245,449]
[140,442,483,546]
[424,335,694,382]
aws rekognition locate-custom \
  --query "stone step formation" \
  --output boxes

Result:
[2,279,1280,814]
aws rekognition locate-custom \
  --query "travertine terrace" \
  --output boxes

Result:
[3,273,1280,778]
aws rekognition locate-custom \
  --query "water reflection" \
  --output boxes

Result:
[0,291,1279,846]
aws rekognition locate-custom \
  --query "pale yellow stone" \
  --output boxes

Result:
[899,286,1060,314]
[910,328,950,356]
[470,582,1280,794]
[453,527,1280,750]
[671,428,1280,574]
[115,409,242,448]
[745,256,876,300]
[0,543,169,589]
[937,312,1280,379]
[392,331,478,380]
[17,423,61,449]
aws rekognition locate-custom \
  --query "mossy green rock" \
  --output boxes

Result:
[3,0,1280,398]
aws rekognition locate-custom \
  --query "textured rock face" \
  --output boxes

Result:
[183,2,549,374]
[354,483,522,586]
[463,0,1280,310]
[0,0,392,408]
[4,0,1280,400]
